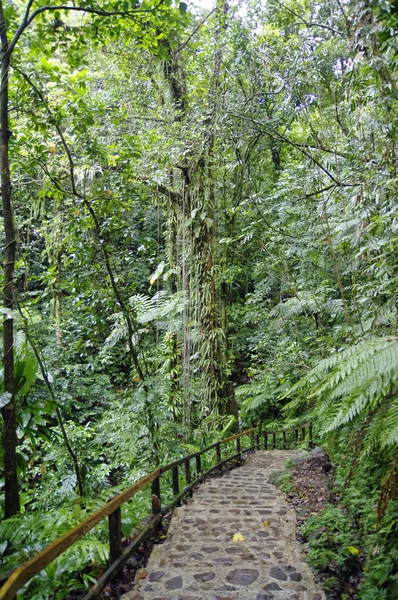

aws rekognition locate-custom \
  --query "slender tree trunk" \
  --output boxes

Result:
[52,253,63,348]
[0,1,19,517]
[195,0,227,411]
[181,181,192,429]
[322,202,351,326]
[165,181,180,414]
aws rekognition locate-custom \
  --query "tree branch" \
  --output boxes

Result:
[272,0,344,36]
[8,1,164,56]
[16,301,85,499]
[17,67,148,380]
[228,112,351,186]
[176,7,217,53]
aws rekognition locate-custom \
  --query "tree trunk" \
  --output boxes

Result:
[0,1,19,518]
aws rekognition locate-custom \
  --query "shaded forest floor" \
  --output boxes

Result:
[275,448,363,600]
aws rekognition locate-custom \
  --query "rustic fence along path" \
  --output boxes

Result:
[122,450,325,600]
[0,424,314,600]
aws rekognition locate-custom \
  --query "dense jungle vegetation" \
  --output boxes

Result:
[1,0,398,598]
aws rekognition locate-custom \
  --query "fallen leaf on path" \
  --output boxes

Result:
[232,532,245,542]
[139,570,149,579]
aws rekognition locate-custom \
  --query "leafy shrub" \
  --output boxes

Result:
[301,506,362,592]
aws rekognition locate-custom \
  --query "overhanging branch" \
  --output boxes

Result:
[8,0,164,56]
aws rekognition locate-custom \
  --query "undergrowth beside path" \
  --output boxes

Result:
[275,448,363,600]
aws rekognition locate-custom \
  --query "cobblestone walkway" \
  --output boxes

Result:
[123,450,326,600]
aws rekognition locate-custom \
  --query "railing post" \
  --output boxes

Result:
[309,423,313,447]
[295,428,299,447]
[215,442,221,464]
[301,427,305,441]
[236,436,241,463]
[283,431,287,450]
[195,453,201,476]
[172,465,179,496]
[185,457,192,497]
[185,457,191,484]
[272,432,276,449]
[151,475,161,515]
[264,432,268,450]
[251,430,255,449]
[108,507,122,564]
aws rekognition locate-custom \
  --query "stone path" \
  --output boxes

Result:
[123,450,326,600]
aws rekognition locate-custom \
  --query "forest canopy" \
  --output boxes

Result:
[1,0,398,598]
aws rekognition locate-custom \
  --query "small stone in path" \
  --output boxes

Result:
[264,581,281,590]
[269,566,288,581]
[226,568,260,585]
[193,572,216,582]
[148,571,165,582]
[201,545,219,553]
[165,575,183,590]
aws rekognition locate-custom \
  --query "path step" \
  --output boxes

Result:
[122,450,326,600]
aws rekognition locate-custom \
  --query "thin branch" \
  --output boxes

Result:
[272,0,344,36]
[16,301,85,499]
[228,112,346,186]
[294,143,350,159]
[8,1,164,56]
[336,0,350,35]
[22,0,35,26]
[176,7,217,53]
[17,68,148,380]
[245,88,285,102]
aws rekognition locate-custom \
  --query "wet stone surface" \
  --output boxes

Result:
[226,568,260,585]
[122,451,326,600]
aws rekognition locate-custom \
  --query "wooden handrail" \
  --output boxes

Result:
[0,470,160,600]
[0,423,312,600]
[158,428,255,474]
[0,428,254,600]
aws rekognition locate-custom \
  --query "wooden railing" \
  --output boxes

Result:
[259,422,312,450]
[0,422,312,600]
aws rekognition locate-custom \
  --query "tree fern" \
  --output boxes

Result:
[270,291,343,321]
[104,292,185,351]
[380,401,398,449]
[285,338,398,453]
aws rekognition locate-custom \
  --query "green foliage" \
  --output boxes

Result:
[0,506,107,598]
[301,506,362,592]
[285,338,398,454]
[359,501,398,600]
[273,470,293,494]
[2,0,398,597]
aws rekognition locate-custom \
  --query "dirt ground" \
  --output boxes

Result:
[280,447,362,600]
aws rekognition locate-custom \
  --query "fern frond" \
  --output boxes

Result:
[362,409,387,456]
[103,313,127,349]
[288,338,398,454]
[381,401,398,449]
[235,382,268,398]
[241,394,270,410]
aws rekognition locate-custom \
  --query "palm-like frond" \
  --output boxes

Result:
[285,338,398,452]
[270,291,343,320]
[103,292,185,350]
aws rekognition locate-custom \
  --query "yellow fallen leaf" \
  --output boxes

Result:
[139,570,148,579]
[232,532,245,542]
[347,545,360,556]
[263,520,270,527]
